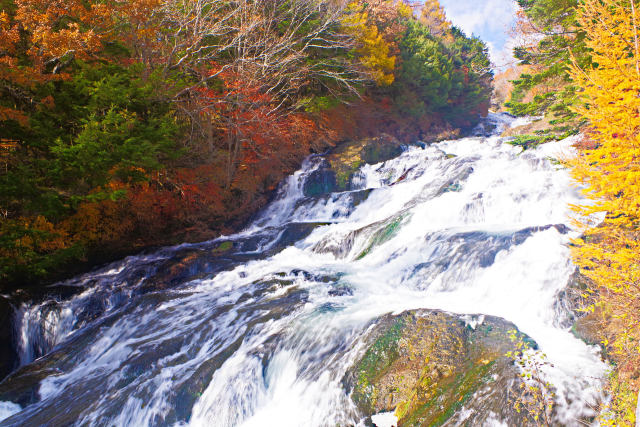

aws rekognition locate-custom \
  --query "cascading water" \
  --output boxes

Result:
[0,113,607,426]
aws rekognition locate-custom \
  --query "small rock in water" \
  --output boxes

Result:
[328,285,353,297]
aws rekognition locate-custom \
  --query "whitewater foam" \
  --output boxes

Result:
[1,114,607,426]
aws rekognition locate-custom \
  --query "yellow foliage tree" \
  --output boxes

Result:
[343,1,396,86]
[365,0,413,49]
[419,0,451,37]
[569,0,640,424]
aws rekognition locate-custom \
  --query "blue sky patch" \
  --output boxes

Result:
[439,0,518,68]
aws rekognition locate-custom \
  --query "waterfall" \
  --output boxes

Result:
[0,114,607,426]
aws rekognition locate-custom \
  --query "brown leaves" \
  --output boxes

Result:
[14,0,109,62]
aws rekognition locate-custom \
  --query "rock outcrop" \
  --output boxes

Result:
[345,309,533,426]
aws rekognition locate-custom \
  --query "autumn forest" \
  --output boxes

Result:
[0,0,491,286]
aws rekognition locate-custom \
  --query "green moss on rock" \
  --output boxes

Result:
[352,317,406,411]
[356,216,405,260]
[212,241,233,254]
[327,134,404,191]
[345,310,533,426]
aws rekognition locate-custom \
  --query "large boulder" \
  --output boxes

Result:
[345,309,533,426]
[303,161,338,197]
[305,134,404,196]
[329,134,403,190]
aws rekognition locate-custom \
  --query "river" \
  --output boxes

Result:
[0,114,606,426]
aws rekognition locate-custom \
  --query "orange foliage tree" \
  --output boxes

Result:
[196,65,321,189]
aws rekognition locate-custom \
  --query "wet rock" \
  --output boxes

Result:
[141,224,326,293]
[355,216,405,260]
[0,365,55,408]
[265,222,329,256]
[73,294,112,329]
[137,249,219,293]
[435,166,474,196]
[361,139,404,165]
[311,214,405,261]
[473,121,498,137]
[311,230,358,259]
[327,134,404,191]
[345,309,531,426]
[392,167,417,186]
[301,134,405,197]
[303,161,338,197]
[557,270,604,347]
[409,225,570,285]
[352,189,374,207]
[0,332,83,409]
[328,283,353,297]
[442,182,463,193]
[511,224,568,245]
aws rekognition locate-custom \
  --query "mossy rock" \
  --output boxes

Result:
[211,241,234,254]
[311,214,405,260]
[361,141,403,165]
[326,134,404,191]
[356,215,405,260]
[345,310,532,426]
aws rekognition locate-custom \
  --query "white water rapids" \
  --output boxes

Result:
[0,114,607,426]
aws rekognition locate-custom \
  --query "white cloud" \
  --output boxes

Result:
[489,36,520,71]
[438,0,519,67]
[440,0,517,37]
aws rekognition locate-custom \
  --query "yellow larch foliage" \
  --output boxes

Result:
[568,0,640,424]
[396,1,413,19]
[419,0,451,37]
[343,1,396,86]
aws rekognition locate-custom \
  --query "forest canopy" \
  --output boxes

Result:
[0,0,492,287]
